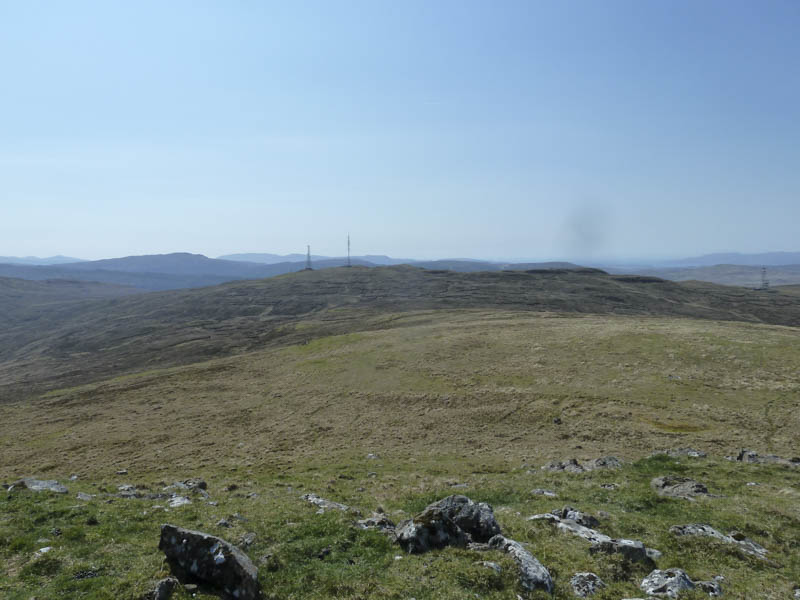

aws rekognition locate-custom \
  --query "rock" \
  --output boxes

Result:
[651,475,711,500]
[542,458,585,473]
[240,532,257,547]
[600,483,618,490]
[528,511,659,564]
[570,572,605,597]
[158,524,262,600]
[217,519,232,528]
[356,513,396,533]
[116,469,128,475]
[33,547,53,558]
[695,579,723,597]
[541,457,621,473]
[301,493,350,513]
[168,496,192,508]
[488,535,553,594]
[640,569,694,598]
[728,448,799,467]
[476,560,502,574]
[72,569,99,580]
[145,576,179,600]
[76,492,93,501]
[396,495,501,554]
[652,448,707,459]
[670,523,769,561]
[531,488,558,497]
[164,479,209,499]
[551,506,600,528]
[586,456,622,470]
[11,478,68,494]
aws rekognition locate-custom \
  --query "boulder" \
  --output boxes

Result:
[651,475,711,500]
[488,535,553,594]
[147,576,179,600]
[10,478,68,494]
[640,569,694,598]
[158,524,262,600]
[586,456,622,470]
[696,578,723,597]
[396,495,500,554]
[542,458,585,473]
[570,572,605,597]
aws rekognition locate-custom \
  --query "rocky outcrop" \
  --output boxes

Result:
[301,493,351,513]
[651,448,707,459]
[651,475,712,500]
[396,495,501,554]
[570,572,605,597]
[158,524,262,600]
[550,506,600,528]
[9,478,68,494]
[728,448,800,468]
[639,569,722,598]
[670,523,769,561]
[528,511,660,564]
[640,569,695,598]
[541,457,621,473]
[488,535,553,594]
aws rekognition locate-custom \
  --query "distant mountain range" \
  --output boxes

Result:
[0,253,588,291]
[0,255,86,265]
[1,251,799,291]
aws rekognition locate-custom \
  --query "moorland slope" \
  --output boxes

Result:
[3,265,800,401]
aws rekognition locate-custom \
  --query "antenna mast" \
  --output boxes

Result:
[347,234,351,267]
[760,266,769,290]
[305,245,313,271]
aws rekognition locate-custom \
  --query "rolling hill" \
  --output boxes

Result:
[609,264,800,287]
[3,265,800,402]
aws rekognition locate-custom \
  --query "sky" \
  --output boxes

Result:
[1,0,798,262]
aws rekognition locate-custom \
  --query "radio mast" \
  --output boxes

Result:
[347,234,351,267]
[304,245,313,271]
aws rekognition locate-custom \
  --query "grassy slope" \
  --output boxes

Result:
[4,265,800,402]
[1,311,798,599]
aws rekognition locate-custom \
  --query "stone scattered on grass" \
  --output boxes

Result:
[301,493,351,514]
[541,456,622,473]
[476,560,502,574]
[640,569,695,598]
[159,524,262,600]
[76,492,94,501]
[356,513,396,534]
[396,495,501,553]
[651,475,712,500]
[651,448,707,459]
[670,523,769,561]
[550,506,600,528]
[488,535,553,594]
[531,488,558,497]
[148,576,179,600]
[570,572,605,597]
[10,478,68,494]
[727,448,800,468]
[528,511,660,564]
[167,496,192,508]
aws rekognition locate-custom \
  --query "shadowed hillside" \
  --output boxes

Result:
[3,265,800,402]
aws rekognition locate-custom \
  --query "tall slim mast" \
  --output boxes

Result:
[347,234,351,267]
[305,245,312,271]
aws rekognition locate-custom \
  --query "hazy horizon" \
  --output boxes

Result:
[2,1,798,261]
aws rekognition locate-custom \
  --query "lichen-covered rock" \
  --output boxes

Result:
[396,495,501,554]
[695,578,723,597]
[488,534,553,594]
[586,456,622,470]
[640,569,694,598]
[158,524,262,600]
[551,506,600,528]
[10,478,68,494]
[542,458,585,473]
[301,493,350,513]
[729,448,799,467]
[651,475,711,500]
[570,572,606,597]
[670,523,768,561]
[528,511,660,564]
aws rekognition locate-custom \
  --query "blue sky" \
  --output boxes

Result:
[1,0,798,261]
